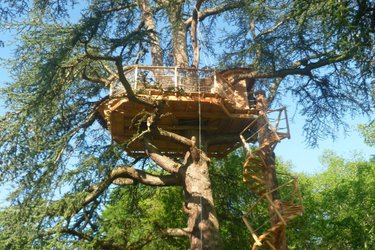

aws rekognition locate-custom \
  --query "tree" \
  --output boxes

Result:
[83,151,375,249]
[96,151,254,249]
[287,151,375,249]
[0,0,373,249]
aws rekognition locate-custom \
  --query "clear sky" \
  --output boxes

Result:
[274,109,373,174]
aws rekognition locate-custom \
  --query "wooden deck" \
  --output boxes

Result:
[98,90,258,158]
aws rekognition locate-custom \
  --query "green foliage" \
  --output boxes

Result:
[99,185,188,249]
[210,151,254,249]
[359,121,375,147]
[288,151,375,249]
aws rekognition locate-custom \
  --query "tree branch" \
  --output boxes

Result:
[83,44,154,107]
[256,15,292,39]
[61,229,126,250]
[157,128,193,146]
[185,1,245,27]
[84,164,180,205]
[231,51,352,81]
[190,0,206,67]
[142,137,182,174]
[82,66,113,86]
[110,166,181,186]
[114,57,155,107]
[161,227,192,237]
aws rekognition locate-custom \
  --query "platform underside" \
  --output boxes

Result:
[98,90,258,158]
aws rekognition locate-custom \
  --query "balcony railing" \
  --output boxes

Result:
[110,65,241,107]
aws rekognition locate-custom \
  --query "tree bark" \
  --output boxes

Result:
[256,91,287,250]
[139,0,163,66]
[165,2,189,66]
[182,139,223,249]
[142,127,223,249]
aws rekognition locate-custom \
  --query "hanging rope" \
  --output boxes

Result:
[192,6,205,249]
[198,62,204,250]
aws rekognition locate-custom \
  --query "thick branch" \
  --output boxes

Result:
[142,137,182,173]
[161,228,192,237]
[233,52,352,81]
[84,46,154,107]
[190,0,206,67]
[158,128,193,147]
[114,57,154,107]
[84,165,180,205]
[185,1,245,27]
[110,166,181,186]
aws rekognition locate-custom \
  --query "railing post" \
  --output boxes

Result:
[109,82,113,96]
[213,71,217,93]
[134,66,138,90]
[174,66,178,88]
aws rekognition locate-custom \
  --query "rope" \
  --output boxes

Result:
[198,64,203,250]
[193,6,204,249]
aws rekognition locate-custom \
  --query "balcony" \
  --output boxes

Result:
[110,65,250,110]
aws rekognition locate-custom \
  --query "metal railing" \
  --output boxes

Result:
[110,65,239,104]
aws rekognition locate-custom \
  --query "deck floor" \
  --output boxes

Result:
[98,91,258,158]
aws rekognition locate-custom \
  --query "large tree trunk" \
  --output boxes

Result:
[143,131,223,249]
[139,0,163,66]
[182,144,223,249]
[256,92,287,250]
[165,2,189,66]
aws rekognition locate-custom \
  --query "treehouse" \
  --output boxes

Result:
[97,65,299,249]
[97,65,262,158]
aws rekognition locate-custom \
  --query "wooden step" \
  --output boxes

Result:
[244,165,264,171]
[244,158,264,166]
[258,221,284,241]
[243,171,265,179]
[248,174,266,183]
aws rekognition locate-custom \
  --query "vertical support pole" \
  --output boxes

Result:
[242,217,262,246]
[109,82,113,96]
[174,66,178,88]
[284,107,291,139]
[134,66,138,90]
[213,71,217,93]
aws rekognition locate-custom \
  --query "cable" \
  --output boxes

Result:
[198,65,203,250]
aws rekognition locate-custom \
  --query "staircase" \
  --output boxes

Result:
[240,108,303,249]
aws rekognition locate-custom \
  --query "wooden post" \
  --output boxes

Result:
[134,66,138,90]
[174,66,178,88]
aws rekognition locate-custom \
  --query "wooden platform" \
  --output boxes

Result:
[98,90,258,158]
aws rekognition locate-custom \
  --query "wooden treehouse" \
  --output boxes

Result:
[97,65,303,249]
[98,65,259,158]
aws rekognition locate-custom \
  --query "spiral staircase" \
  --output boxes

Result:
[240,108,304,249]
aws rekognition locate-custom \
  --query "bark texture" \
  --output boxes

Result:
[182,143,223,249]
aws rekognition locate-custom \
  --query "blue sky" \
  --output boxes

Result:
[275,110,373,174]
